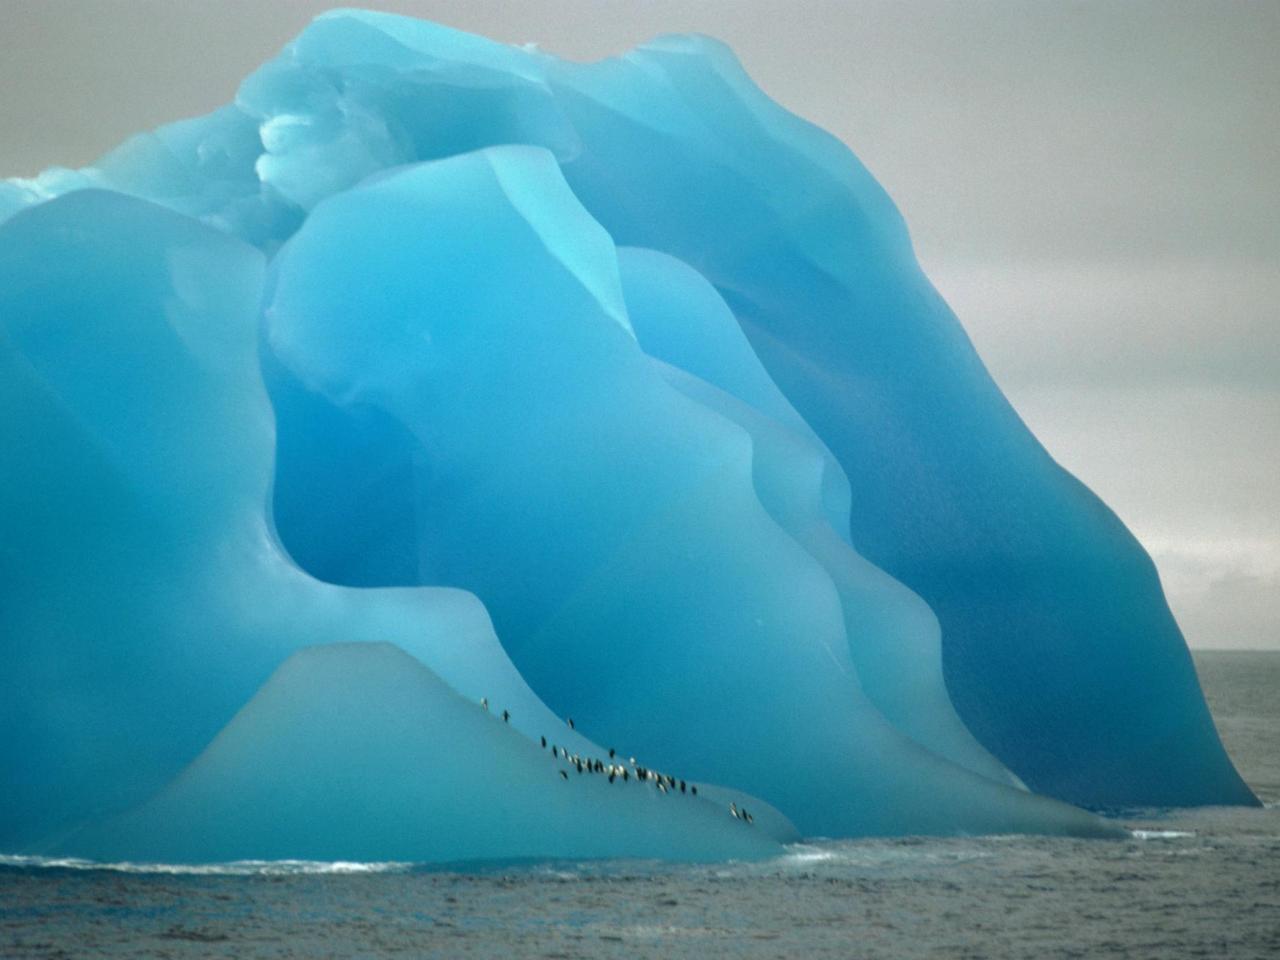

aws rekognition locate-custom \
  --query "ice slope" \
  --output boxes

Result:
[63,644,788,864]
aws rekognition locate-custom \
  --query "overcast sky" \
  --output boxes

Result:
[2,1,1276,648]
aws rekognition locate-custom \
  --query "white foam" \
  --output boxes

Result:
[0,854,415,875]
[780,844,837,864]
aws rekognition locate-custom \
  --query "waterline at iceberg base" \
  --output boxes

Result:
[0,8,1254,864]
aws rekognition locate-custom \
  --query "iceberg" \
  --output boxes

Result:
[0,9,1252,862]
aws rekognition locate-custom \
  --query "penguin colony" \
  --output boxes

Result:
[479,697,755,826]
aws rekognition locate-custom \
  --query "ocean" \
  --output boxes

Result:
[3,651,1276,959]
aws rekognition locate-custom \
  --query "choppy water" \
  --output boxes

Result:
[3,651,1277,959]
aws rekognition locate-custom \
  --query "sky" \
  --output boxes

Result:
[2,1,1276,648]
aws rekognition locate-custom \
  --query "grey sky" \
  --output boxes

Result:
[3,1,1276,648]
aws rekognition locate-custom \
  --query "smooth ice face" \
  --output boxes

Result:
[0,8,1254,861]
[64,644,790,864]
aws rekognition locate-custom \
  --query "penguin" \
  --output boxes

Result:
[559,770,568,780]
[622,769,630,782]
[609,772,616,784]
[690,785,698,796]
[541,736,547,749]
[680,780,686,794]
[567,717,575,730]
[745,811,754,824]
[730,803,740,819]
[608,748,616,759]
[480,697,488,711]
[502,709,510,723]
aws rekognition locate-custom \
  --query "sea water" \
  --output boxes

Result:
[2,651,1276,960]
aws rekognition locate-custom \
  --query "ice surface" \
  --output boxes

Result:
[0,8,1253,861]
[63,644,789,863]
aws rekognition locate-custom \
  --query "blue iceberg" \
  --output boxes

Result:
[0,9,1253,863]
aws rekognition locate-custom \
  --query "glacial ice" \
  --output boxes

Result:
[63,644,791,864]
[0,8,1253,862]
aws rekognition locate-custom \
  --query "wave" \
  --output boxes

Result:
[0,854,416,876]
[1128,829,1196,840]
